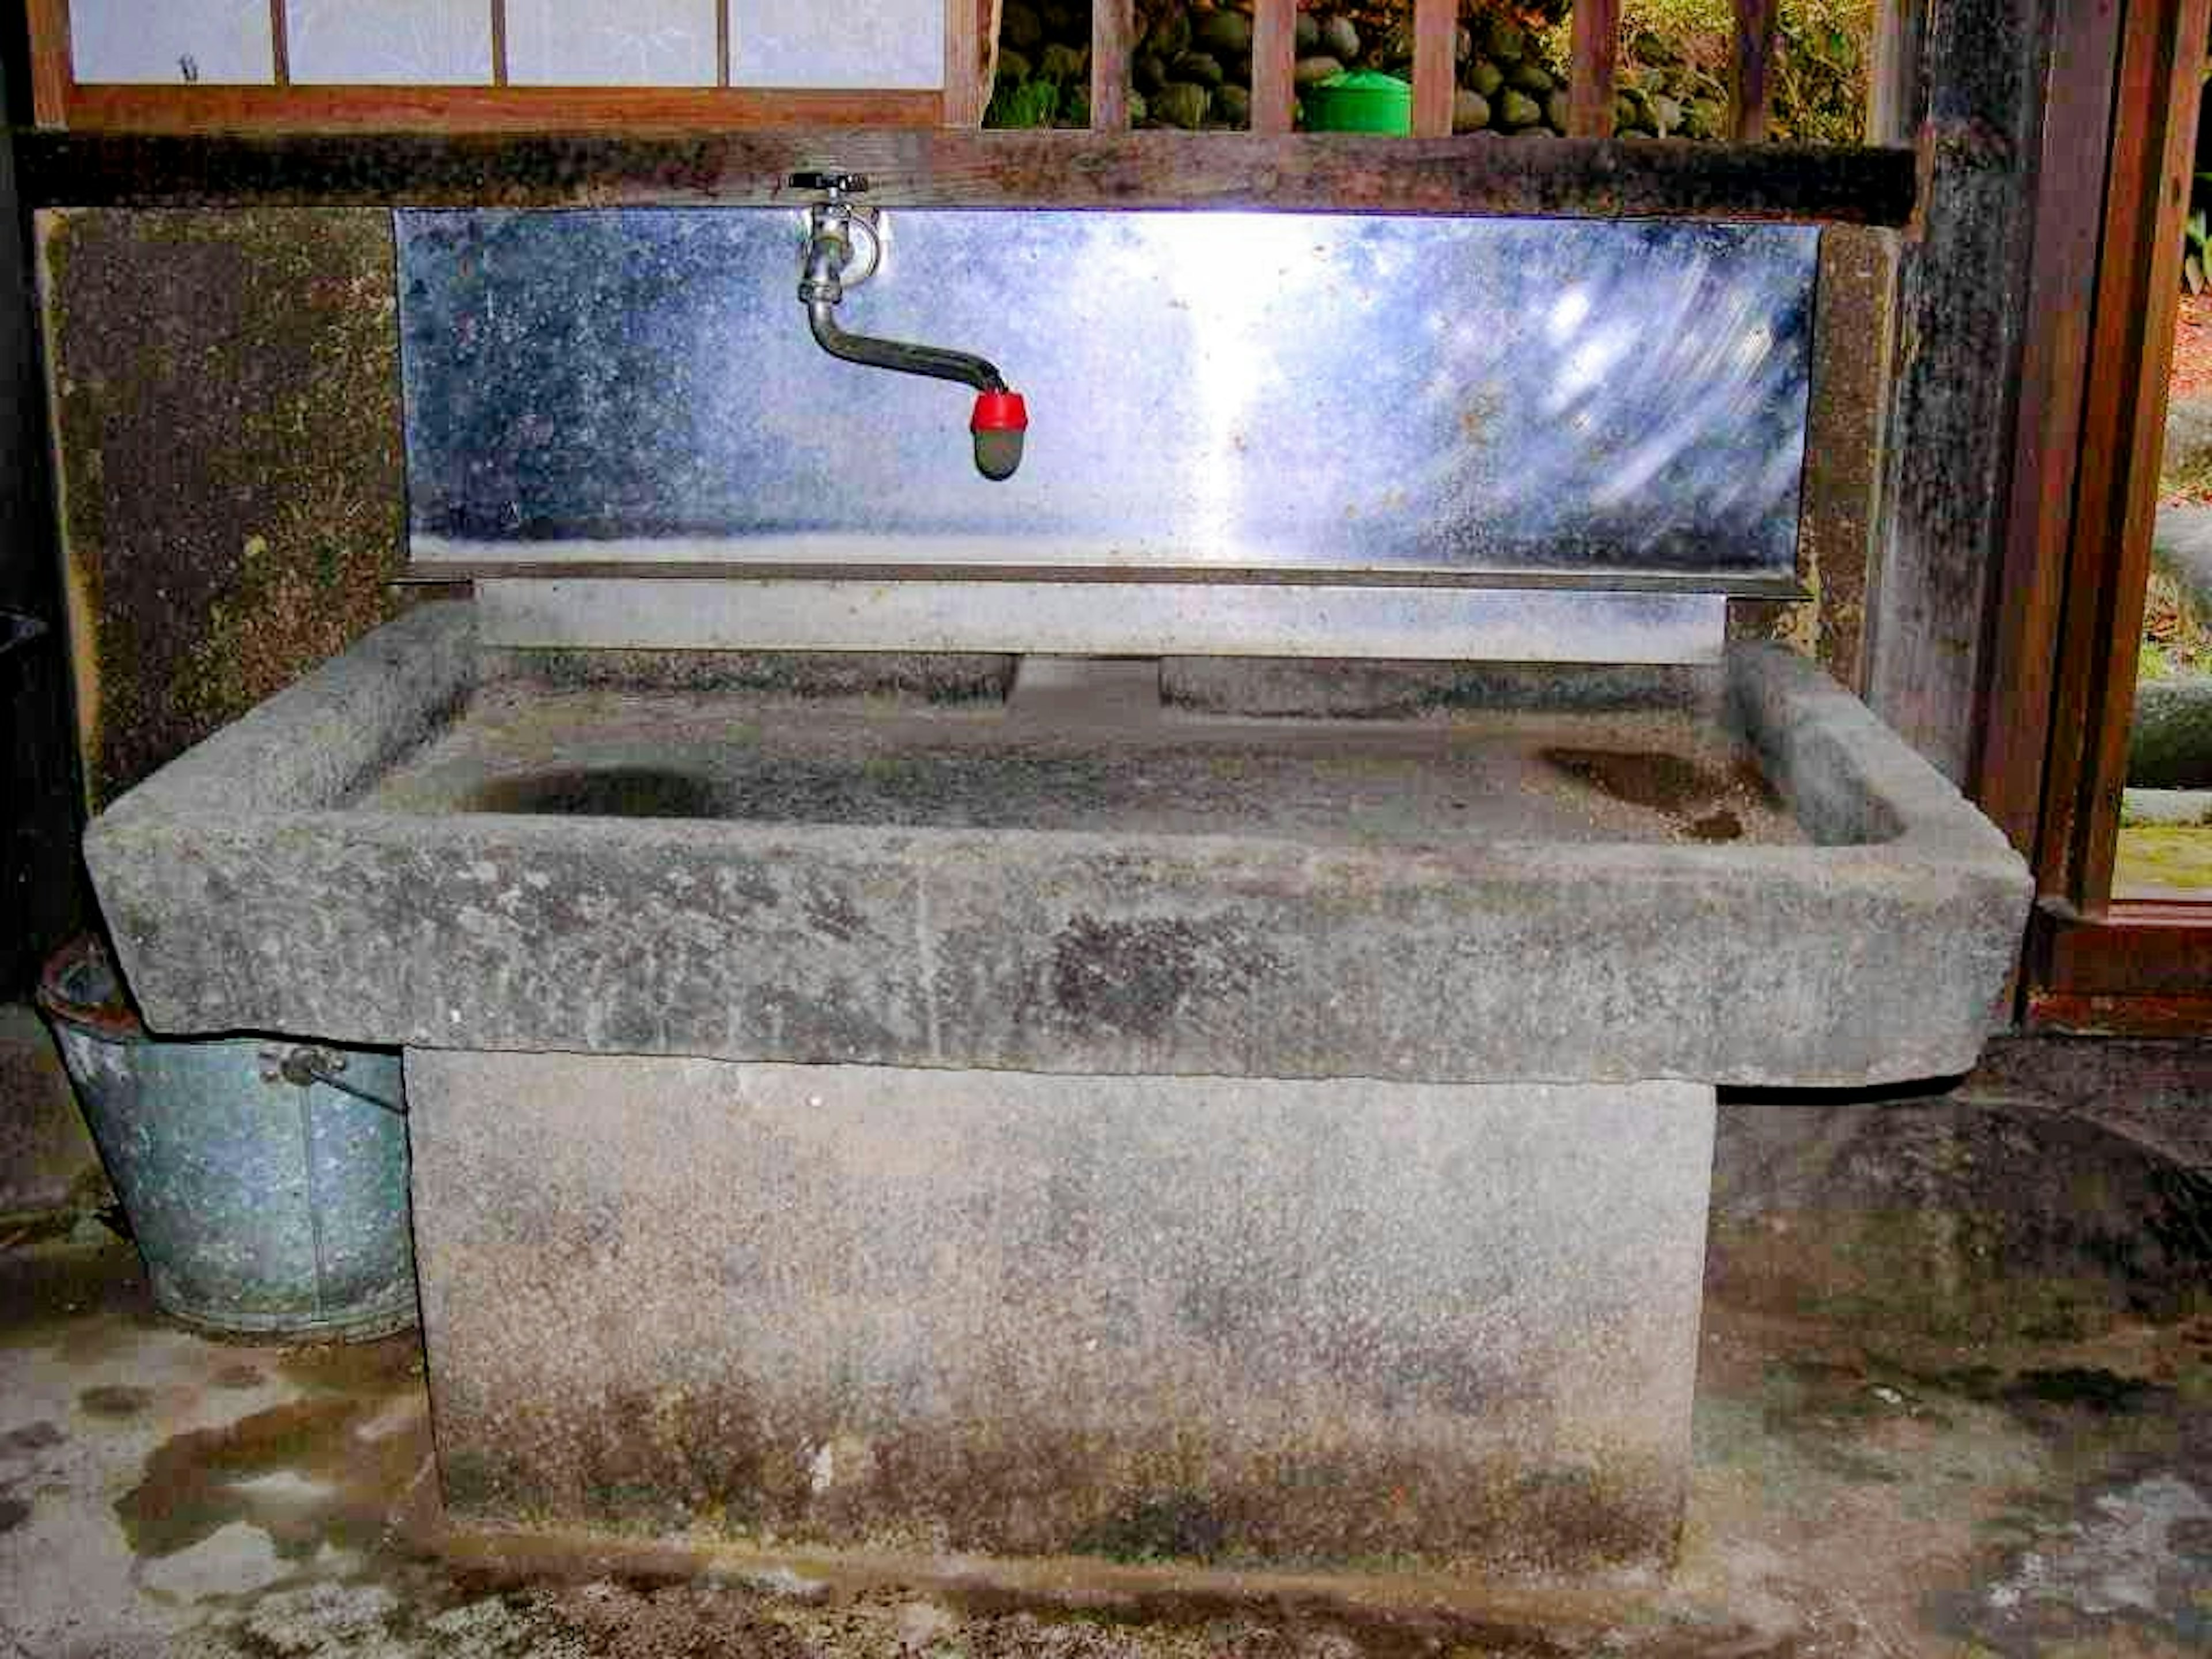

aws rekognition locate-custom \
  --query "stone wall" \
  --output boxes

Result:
[38,210,406,809]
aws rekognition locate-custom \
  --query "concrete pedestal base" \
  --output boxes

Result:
[405,1051,1715,1574]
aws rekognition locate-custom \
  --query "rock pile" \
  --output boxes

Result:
[986,2,1733,138]
[986,2,1540,132]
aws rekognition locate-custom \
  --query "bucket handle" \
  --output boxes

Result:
[258,1046,407,1116]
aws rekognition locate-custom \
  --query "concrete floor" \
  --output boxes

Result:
[1,1047,2208,1656]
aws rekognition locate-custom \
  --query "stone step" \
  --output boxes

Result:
[2122,786,2212,826]
[2153,501,2212,621]
[2129,675,2212,788]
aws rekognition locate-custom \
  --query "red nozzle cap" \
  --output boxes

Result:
[971,390,1028,433]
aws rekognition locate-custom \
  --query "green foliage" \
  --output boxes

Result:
[1550,0,1875,143]
[1770,0,1874,143]
[986,74,1062,128]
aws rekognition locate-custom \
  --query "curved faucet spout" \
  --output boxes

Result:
[796,177,1027,480]
[802,294,1010,395]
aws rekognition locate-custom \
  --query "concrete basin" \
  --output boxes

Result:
[79,597,2033,1575]
[88,598,2028,1090]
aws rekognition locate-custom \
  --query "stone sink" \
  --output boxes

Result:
[80,596,2034,1575]
[88,598,2029,1090]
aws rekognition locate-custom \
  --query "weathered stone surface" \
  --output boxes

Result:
[1711,1096,2212,1342]
[2123,786,2212,826]
[39,209,406,809]
[1162,656,1713,717]
[2129,675,2212,789]
[407,1048,1714,1570]
[2153,501,2212,620]
[2161,397,2212,496]
[85,602,2032,1086]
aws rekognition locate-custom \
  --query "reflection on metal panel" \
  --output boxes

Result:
[474,578,1727,663]
[399,209,1816,582]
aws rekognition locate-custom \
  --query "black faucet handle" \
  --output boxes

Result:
[790,171,870,198]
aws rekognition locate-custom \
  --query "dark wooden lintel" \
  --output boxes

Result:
[14,128,1918,224]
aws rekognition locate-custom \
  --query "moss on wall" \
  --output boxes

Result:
[40,209,405,808]
[1730,225,1896,690]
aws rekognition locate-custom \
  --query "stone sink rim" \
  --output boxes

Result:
[84,600,2033,1089]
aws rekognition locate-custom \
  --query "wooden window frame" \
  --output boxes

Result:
[19,0,1916,230]
[26,0,966,130]
[1978,0,2212,1034]
[30,0,1791,145]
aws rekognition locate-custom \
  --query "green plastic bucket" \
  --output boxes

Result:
[1301,69,1413,134]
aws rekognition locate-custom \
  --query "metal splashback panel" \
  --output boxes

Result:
[398,209,1819,586]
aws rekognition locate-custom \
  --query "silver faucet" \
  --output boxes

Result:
[793,172,1029,480]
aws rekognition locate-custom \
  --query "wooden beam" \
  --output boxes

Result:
[26,0,73,128]
[54,85,945,133]
[1092,0,1132,131]
[1731,0,1779,142]
[1568,0,1622,139]
[490,0,510,88]
[1251,0,1296,135]
[2028,900,2212,1033]
[1411,0,1456,138]
[15,130,1922,224]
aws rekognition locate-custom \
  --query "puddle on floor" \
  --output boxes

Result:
[81,1382,156,1418]
[118,1346,429,1565]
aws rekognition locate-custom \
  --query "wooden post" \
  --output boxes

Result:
[1412,0,1456,137]
[1731,0,1779,142]
[943,0,994,126]
[1092,0,1132,131]
[1975,0,2126,860]
[1865,0,1926,145]
[269,0,292,85]
[27,0,73,127]
[489,0,509,87]
[1251,0,1296,135]
[1568,0,1621,138]
[1865,0,2054,784]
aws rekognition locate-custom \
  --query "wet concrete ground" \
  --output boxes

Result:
[1,1083,2208,1657]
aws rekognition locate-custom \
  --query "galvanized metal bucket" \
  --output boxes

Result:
[38,937,418,1341]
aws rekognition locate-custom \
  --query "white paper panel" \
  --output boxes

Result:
[71,0,274,84]
[730,0,943,89]
[505,0,717,86]
[283,0,493,84]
